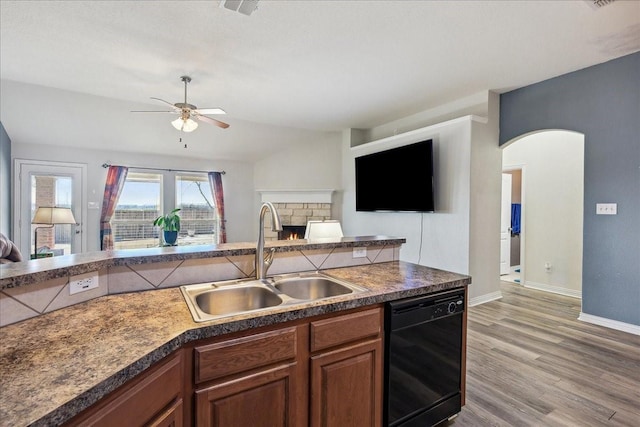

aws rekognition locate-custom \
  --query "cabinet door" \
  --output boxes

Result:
[64,352,183,427]
[310,339,383,427]
[195,363,298,427]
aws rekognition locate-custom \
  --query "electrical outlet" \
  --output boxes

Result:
[544,262,552,272]
[69,272,99,295]
[353,247,367,258]
[596,203,617,215]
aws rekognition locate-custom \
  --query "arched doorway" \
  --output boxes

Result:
[500,130,584,299]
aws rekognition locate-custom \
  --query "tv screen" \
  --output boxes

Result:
[355,139,435,212]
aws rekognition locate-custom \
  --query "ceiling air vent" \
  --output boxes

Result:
[220,0,259,16]
[584,0,616,10]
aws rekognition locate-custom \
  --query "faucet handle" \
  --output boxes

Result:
[264,247,276,267]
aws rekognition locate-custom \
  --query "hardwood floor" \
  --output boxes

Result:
[448,281,640,427]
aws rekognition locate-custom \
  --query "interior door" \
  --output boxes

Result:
[500,173,512,275]
[14,160,86,258]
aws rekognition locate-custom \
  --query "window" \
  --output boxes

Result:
[176,174,217,245]
[112,172,162,249]
[111,171,218,249]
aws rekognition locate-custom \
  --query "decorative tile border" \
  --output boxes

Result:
[0,243,401,327]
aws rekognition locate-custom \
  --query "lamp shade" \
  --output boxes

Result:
[304,220,343,240]
[32,207,77,225]
[171,117,199,132]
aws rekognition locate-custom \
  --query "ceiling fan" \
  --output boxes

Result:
[132,76,229,132]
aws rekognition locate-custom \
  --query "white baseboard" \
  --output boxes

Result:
[524,281,581,299]
[578,312,640,336]
[469,291,503,307]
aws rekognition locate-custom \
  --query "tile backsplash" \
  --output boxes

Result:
[0,244,399,327]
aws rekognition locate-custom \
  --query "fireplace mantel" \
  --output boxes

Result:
[256,189,335,204]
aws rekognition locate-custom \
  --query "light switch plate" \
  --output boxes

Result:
[596,203,617,215]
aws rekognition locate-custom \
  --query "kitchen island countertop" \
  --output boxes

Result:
[0,260,470,426]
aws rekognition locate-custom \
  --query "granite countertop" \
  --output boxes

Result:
[0,236,406,290]
[0,261,470,427]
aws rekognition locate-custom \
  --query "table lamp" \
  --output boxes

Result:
[31,207,77,259]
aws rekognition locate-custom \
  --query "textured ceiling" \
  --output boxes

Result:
[1,0,639,161]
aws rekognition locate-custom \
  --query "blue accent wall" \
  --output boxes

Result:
[0,122,11,237]
[500,52,640,326]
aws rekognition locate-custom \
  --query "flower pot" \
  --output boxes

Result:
[163,230,178,246]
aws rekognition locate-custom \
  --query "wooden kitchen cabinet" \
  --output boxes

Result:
[193,325,306,427]
[195,362,298,426]
[191,306,383,427]
[148,399,184,427]
[310,340,382,427]
[64,350,184,427]
[309,308,383,427]
[63,306,383,427]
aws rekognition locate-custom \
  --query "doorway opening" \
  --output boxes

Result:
[500,130,584,299]
[13,159,86,258]
[501,168,522,285]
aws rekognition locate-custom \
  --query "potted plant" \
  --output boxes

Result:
[153,208,181,246]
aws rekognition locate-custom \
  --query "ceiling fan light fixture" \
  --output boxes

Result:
[172,117,198,132]
[221,0,259,16]
[134,75,229,131]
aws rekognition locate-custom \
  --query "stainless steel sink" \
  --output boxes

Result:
[195,285,283,315]
[181,280,283,322]
[180,273,367,322]
[273,276,355,299]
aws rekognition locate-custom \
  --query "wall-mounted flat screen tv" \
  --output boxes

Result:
[355,139,435,212]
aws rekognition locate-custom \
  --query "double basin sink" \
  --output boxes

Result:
[180,272,368,322]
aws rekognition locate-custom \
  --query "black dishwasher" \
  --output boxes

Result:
[384,289,465,427]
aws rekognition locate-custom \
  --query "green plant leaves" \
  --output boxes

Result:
[153,208,181,231]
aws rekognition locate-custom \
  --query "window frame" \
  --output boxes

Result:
[175,173,217,244]
[111,169,218,249]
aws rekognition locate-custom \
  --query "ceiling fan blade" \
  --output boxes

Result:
[195,113,230,129]
[194,108,226,115]
[130,110,176,113]
[150,97,180,110]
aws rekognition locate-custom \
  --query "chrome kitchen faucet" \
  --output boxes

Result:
[256,202,282,280]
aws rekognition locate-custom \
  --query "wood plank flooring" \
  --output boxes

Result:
[446,281,640,427]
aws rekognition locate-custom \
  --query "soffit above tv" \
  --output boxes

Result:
[256,189,335,204]
[349,115,487,155]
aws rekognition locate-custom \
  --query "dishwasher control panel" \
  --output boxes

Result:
[388,289,465,330]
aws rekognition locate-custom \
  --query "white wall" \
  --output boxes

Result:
[468,92,502,302]
[503,130,584,296]
[341,91,502,303]
[11,143,256,251]
[362,91,490,143]
[342,118,473,274]
[253,133,343,220]
[0,80,336,165]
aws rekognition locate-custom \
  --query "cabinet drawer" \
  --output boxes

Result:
[195,326,298,384]
[310,308,382,352]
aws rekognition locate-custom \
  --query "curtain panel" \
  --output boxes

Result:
[100,166,128,250]
[208,172,227,243]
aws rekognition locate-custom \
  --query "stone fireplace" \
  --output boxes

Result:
[257,190,335,241]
